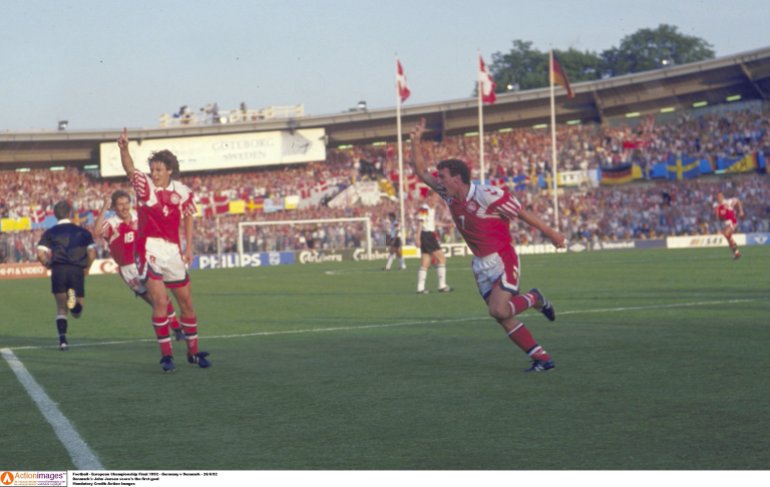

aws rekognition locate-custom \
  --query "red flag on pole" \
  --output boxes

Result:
[396,59,411,103]
[478,55,496,104]
[551,55,574,98]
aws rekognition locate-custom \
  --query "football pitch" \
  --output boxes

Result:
[2,246,769,470]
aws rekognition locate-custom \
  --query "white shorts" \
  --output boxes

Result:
[138,237,189,288]
[722,219,736,231]
[471,247,520,300]
[119,263,147,295]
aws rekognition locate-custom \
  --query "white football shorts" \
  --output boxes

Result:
[140,237,189,288]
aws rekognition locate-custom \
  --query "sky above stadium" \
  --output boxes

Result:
[2,0,768,132]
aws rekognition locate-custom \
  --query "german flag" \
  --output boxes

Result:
[600,163,634,185]
[551,54,574,98]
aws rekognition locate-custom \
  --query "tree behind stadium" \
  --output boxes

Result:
[485,24,715,95]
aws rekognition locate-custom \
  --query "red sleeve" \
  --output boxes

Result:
[131,171,150,201]
[487,190,522,220]
[181,192,197,217]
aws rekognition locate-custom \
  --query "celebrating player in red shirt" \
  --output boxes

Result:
[93,190,184,340]
[410,118,566,372]
[118,128,210,372]
[713,192,744,260]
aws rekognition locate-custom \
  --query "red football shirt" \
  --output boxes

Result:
[714,198,738,226]
[101,211,138,266]
[130,171,196,253]
[440,184,521,257]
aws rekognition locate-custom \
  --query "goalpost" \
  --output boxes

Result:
[237,217,372,262]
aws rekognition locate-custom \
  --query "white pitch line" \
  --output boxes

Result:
[6,297,764,353]
[558,298,757,316]
[1,347,104,470]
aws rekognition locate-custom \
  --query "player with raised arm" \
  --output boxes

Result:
[117,128,210,372]
[713,192,744,260]
[93,190,184,340]
[410,118,566,372]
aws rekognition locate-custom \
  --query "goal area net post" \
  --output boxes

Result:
[237,217,372,262]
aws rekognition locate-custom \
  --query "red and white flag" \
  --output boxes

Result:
[200,193,229,217]
[478,55,496,104]
[29,205,46,223]
[396,59,411,103]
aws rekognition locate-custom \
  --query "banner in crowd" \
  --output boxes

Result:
[667,155,700,180]
[328,181,381,208]
[229,200,246,214]
[558,169,600,187]
[647,152,761,180]
[717,153,758,173]
[99,128,327,177]
[263,198,284,213]
[1,217,32,232]
[600,163,642,185]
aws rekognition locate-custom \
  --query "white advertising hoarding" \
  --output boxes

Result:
[99,128,326,177]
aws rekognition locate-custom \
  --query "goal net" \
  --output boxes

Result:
[237,217,372,263]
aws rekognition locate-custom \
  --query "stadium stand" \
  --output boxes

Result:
[1,105,769,263]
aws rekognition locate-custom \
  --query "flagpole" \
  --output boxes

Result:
[395,57,407,244]
[211,191,222,258]
[478,56,486,185]
[549,49,560,230]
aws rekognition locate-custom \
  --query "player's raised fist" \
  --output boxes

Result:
[410,118,426,140]
[117,128,129,149]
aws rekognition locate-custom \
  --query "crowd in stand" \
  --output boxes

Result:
[1,107,769,263]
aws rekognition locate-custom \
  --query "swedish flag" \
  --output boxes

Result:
[667,155,700,180]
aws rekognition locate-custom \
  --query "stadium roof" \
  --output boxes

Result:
[2,45,770,171]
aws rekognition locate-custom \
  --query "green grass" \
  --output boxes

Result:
[1,246,769,470]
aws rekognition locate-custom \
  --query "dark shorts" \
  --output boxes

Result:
[387,237,402,249]
[51,264,85,297]
[420,231,441,254]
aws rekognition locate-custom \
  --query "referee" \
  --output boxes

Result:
[36,200,97,350]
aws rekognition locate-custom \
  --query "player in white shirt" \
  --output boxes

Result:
[415,191,451,294]
[410,118,566,372]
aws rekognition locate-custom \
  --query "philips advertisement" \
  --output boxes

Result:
[192,252,295,270]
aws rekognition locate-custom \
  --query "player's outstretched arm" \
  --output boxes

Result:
[93,195,112,239]
[410,118,441,191]
[117,128,136,176]
[517,209,566,248]
[736,199,745,218]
